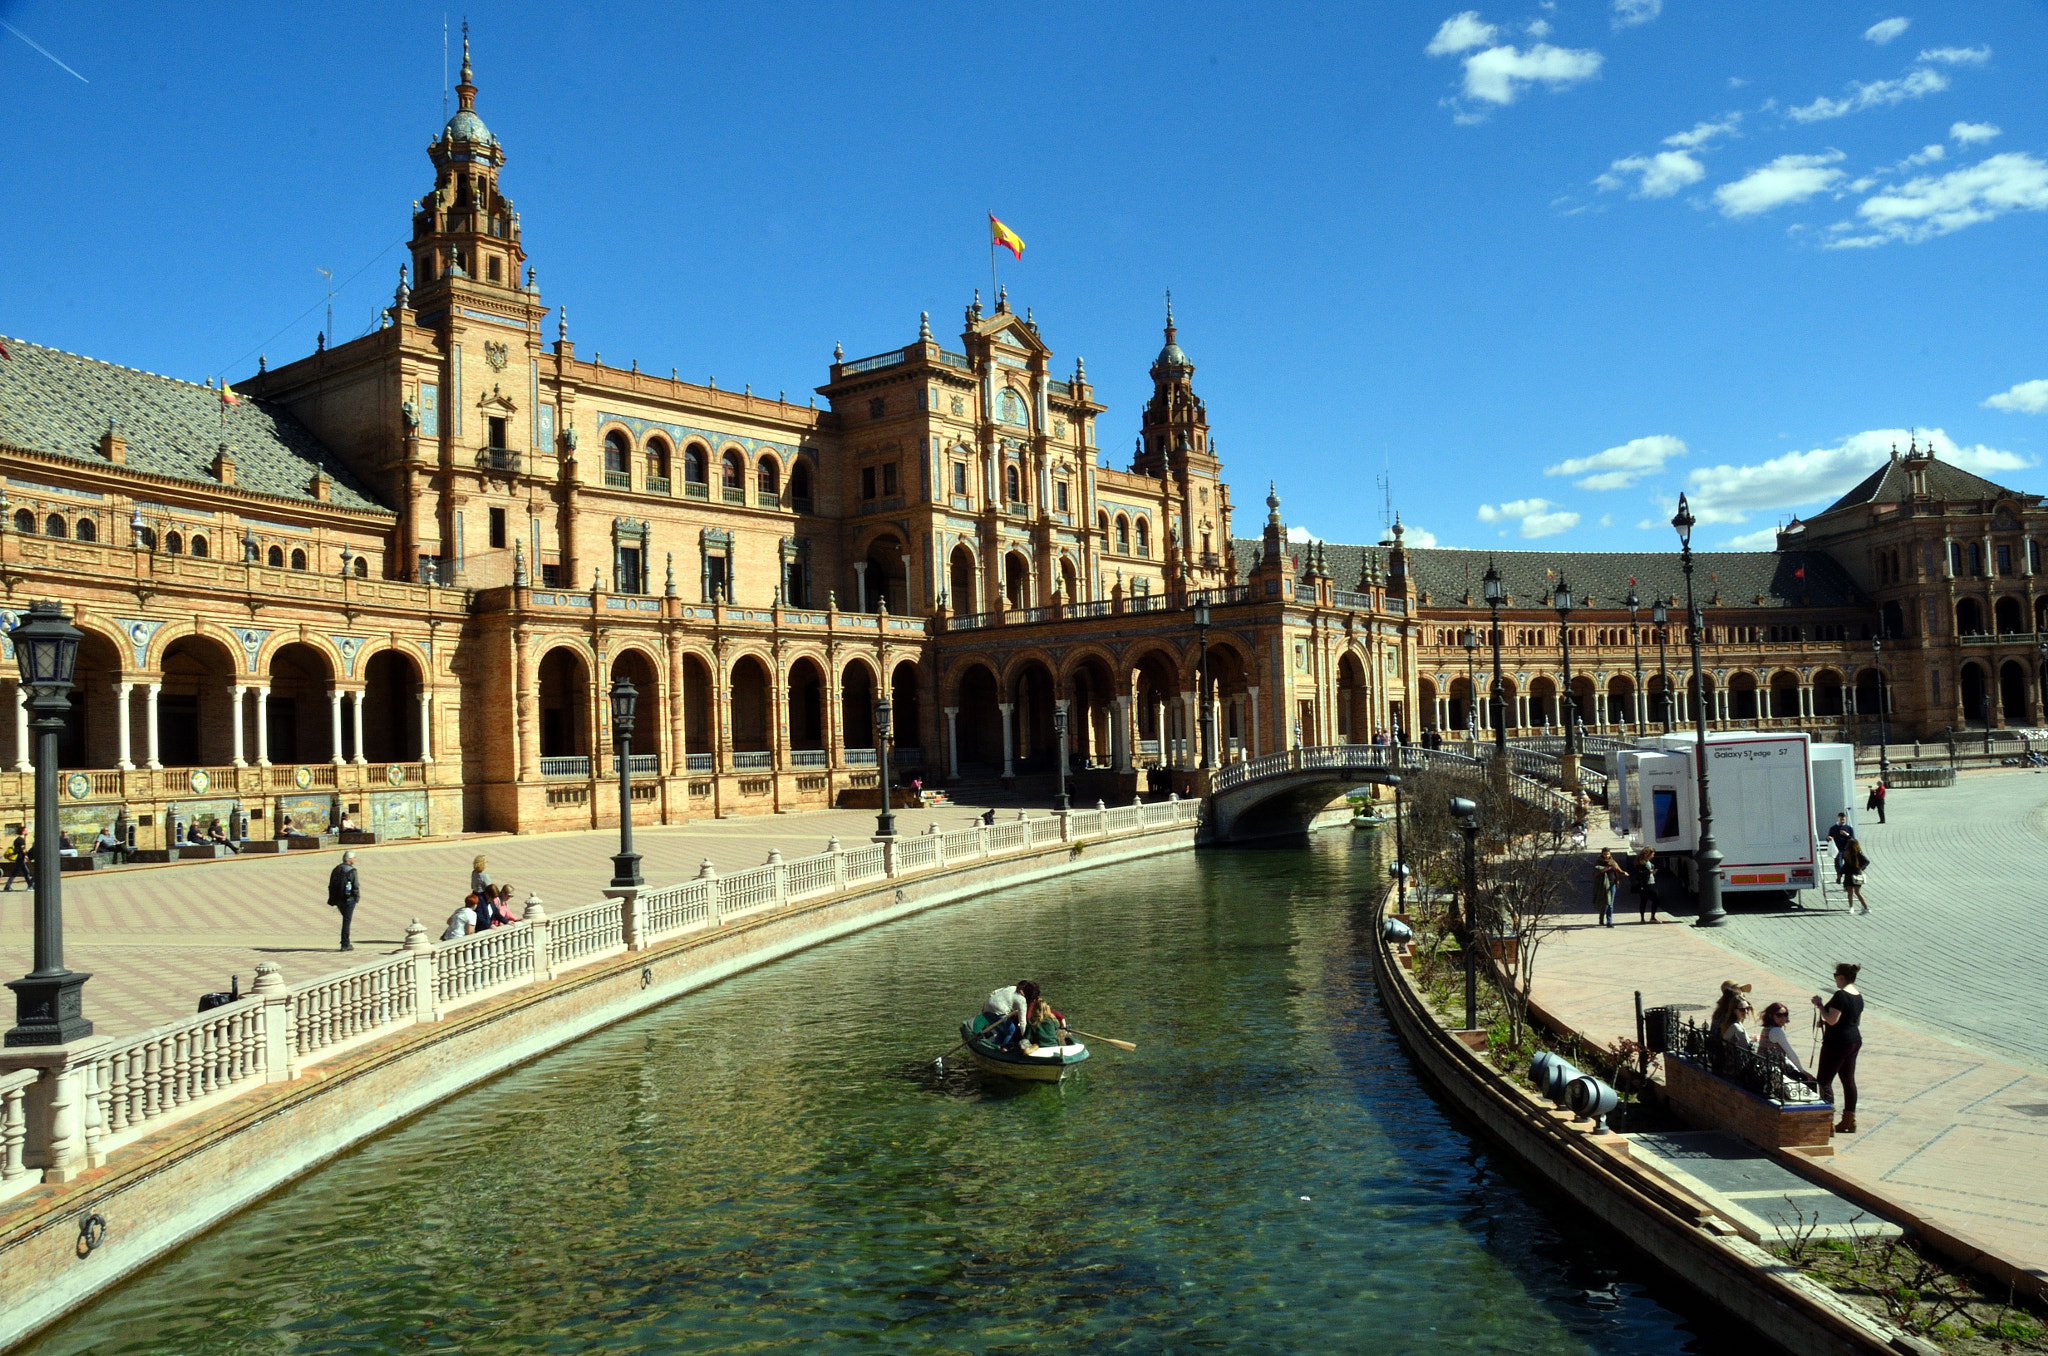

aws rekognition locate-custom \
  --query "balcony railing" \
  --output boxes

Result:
[646,475,670,495]
[1333,588,1371,611]
[894,747,924,765]
[625,753,660,775]
[684,481,710,500]
[936,350,970,370]
[685,752,713,773]
[948,611,991,631]
[791,496,814,514]
[1006,500,1030,517]
[757,490,781,510]
[540,756,590,778]
[845,748,878,767]
[1071,599,1112,618]
[723,486,747,505]
[792,749,828,768]
[477,448,521,473]
[604,470,631,489]
[1128,594,1165,614]
[840,348,908,375]
[732,750,773,770]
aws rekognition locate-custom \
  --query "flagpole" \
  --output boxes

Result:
[989,232,998,305]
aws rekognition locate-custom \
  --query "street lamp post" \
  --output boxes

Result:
[1053,702,1071,813]
[1483,561,1507,760]
[1627,589,1644,735]
[1873,635,1890,774]
[1553,577,1577,756]
[1461,626,1480,754]
[1193,598,1213,770]
[874,696,898,838]
[1672,496,1725,927]
[1387,773,1407,915]
[1653,599,1672,733]
[7,601,93,1045]
[607,677,643,889]
[1451,795,1481,1031]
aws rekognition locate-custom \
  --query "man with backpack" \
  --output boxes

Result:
[328,850,361,951]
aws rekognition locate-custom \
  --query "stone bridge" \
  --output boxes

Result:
[1202,745,1575,842]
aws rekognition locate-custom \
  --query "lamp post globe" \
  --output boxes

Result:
[1482,560,1508,760]
[607,676,643,889]
[1671,495,1725,927]
[874,695,897,839]
[6,600,93,1045]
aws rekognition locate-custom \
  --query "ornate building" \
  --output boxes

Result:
[0,41,2037,850]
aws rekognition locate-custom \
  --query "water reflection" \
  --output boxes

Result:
[22,832,1748,1355]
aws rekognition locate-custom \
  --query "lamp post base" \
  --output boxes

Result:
[5,970,94,1047]
[609,854,643,890]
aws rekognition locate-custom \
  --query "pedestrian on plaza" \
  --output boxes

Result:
[1826,812,1856,888]
[470,854,492,898]
[2,833,26,891]
[1709,980,1754,1076]
[1592,847,1626,928]
[443,894,479,941]
[1811,964,1864,1134]
[328,849,361,951]
[1842,838,1871,915]
[1866,779,1887,825]
[1757,1001,1816,1088]
[1628,846,1660,923]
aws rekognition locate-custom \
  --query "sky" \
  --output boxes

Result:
[4,0,2047,554]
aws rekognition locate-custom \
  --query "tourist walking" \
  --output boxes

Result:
[470,854,492,898]
[328,850,361,951]
[1811,964,1864,1134]
[1592,847,1626,928]
[1628,846,1660,923]
[1866,778,1887,825]
[1842,838,1870,915]
[1825,812,1856,888]
[1,833,25,891]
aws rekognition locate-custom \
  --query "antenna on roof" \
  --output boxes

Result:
[442,16,449,123]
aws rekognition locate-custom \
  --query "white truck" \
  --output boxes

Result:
[1610,731,1834,904]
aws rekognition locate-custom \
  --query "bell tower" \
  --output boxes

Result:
[409,27,527,296]
[1133,294,1232,586]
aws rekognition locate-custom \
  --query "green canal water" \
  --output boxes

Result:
[21,833,1745,1354]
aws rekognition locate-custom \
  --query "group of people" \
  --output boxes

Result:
[976,980,1066,1053]
[1590,845,1664,925]
[1709,965,1864,1133]
[442,855,522,940]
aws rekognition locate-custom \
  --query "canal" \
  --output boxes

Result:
[20,832,1745,1354]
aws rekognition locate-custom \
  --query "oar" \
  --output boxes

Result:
[1065,1027,1137,1053]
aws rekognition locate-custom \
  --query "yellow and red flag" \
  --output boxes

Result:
[989,213,1024,259]
[220,379,241,407]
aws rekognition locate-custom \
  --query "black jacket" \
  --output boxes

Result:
[327,860,360,908]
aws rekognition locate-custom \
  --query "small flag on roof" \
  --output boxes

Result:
[0,342,11,360]
[989,213,1025,260]
[220,379,241,407]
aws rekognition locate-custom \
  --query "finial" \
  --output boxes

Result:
[919,310,931,341]
[395,262,410,309]
[834,341,843,362]
[996,285,1008,313]
[592,567,602,593]
[1025,306,1034,325]
[1165,288,1174,331]
[665,551,677,597]
[459,19,473,89]
[631,358,638,374]
[526,265,536,291]
[512,539,527,587]
[316,331,325,351]
[1266,480,1280,514]
[1075,356,1086,379]
[258,354,266,372]
[557,304,568,343]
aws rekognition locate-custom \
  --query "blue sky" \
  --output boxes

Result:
[4,0,2046,553]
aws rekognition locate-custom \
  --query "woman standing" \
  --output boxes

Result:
[1592,847,1627,928]
[1628,847,1660,923]
[1811,964,1864,1134]
[470,854,492,899]
[1842,838,1871,915]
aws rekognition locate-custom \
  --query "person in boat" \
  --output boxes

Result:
[978,980,1040,1048]
[1019,997,1066,1053]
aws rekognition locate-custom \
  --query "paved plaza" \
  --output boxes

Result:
[0,798,1039,1041]
[1534,768,2048,1281]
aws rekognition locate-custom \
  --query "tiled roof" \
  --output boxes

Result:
[1818,454,2028,516]
[0,336,389,514]
[1232,538,1864,612]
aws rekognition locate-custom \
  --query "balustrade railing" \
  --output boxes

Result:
[732,750,773,771]
[540,756,591,778]
[552,899,626,965]
[435,924,534,1006]
[85,996,277,1156]
[0,1068,35,1200]
[293,953,415,1061]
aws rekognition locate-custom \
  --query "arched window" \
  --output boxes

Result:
[138,527,156,551]
[1134,518,1150,557]
[187,532,203,556]
[74,518,97,543]
[683,443,708,484]
[1969,542,1983,576]
[12,509,33,534]
[757,455,780,498]
[290,548,307,571]
[1005,465,1022,505]
[645,436,671,488]
[722,451,745,490]
[1098,510,1110,540]
[165,531,184,555]
[267,545,284,568]
[789,458,813,509]
[1115,515,1130,553]
[352,555,369,577]
[603,430,631,486]
[43,514,65,539]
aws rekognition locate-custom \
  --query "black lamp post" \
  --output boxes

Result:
[1451,794,1481,1031]
[608,677,643,889]
[1873,635,1890,774]
[1673,497,1725,927]
[1193,597,1213,770]
[1483,560,1507,760]
[6,601,92,1046]
[1627,589,1644,735]
[1461,626,1480,752]
[1653,598,1672,733]
[1387,773,1408,915]
[1553,576,1577,756]
[874,695,898,838]
[1053,701,1071,813]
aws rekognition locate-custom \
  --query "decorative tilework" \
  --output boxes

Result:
[329,634,365,678]
[228,627,273,672]
[115,617,165,669]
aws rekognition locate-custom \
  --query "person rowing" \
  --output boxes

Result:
[1019,996,1067,1054]
[978,980,1041,1049]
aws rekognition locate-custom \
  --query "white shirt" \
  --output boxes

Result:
[1760,1024,1809,1076]
[982,985,1026,1023]
[442,906,476,941]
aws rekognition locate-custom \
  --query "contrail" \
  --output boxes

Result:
[2,21,89,82]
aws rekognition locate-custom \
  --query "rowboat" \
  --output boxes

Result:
[957,1018,1090,1083]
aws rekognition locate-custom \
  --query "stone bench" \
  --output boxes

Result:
[1661,1053,1833,1151]
[57,852,117,872]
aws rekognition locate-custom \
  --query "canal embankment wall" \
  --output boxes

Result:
[0,801,1203,1352]
[1370,892,1934,1356]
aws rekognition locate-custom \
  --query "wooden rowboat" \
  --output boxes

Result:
[957,1018,1090,1083]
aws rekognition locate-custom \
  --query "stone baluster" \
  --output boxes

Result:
[524,894,554,979]
[403,918,439,1023]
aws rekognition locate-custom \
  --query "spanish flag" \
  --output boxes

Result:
[989,213,1024,259]
[220,379,241,407]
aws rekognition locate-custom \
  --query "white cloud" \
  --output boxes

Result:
[1919,45,1989,65]
[1984,379,2048,414]
[1598,513,1614,528]
[1400,524,1442,548]
[1525,18,1552,37]
[1728,76,1748,88]
[1285,525,1320,544]
[1612,0,1660,29]
[1664,113,1742,149]
[1545,435,1688,489]
[1714,151,1846,217]
[1721,527,1783,550]
[1458,41,1604,105]
[1680,427,2033,524]
[1863,17,1910,45]
[1596,150,1705,197]
[1787,67,1948,122]
[1897,143,1946,168]
[1830,152,2048,245]
[1427,11,1498,55]
[1477,498,1582,538]
[1950,120,2001,144]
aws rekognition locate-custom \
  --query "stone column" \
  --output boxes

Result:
[853,561,868,612]
[1180,690,1197,769]
[145,682,162,769]
[1245,685,1260,757]
[418,691,434,762]
[115,681,135,770]
[1113,695,1133,772]
[328,690,344,765]
[945,706,959,778]
[255,687,272,766]
[998,701,1015,778]
[352,692,368,764]
[229,684,246,767]
[13,684,28,772]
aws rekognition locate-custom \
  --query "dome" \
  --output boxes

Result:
[1156,340,1191,369]
[442,108,494,146]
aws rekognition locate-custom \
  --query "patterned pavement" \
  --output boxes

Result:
[1532,768,2048,1280]
[0,798,1038,1040]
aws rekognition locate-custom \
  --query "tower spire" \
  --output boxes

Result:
[458,20,474,106]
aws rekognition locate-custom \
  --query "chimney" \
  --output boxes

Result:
[308,471,331,502]
[99,421,125,465]
[211,443,235,485]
